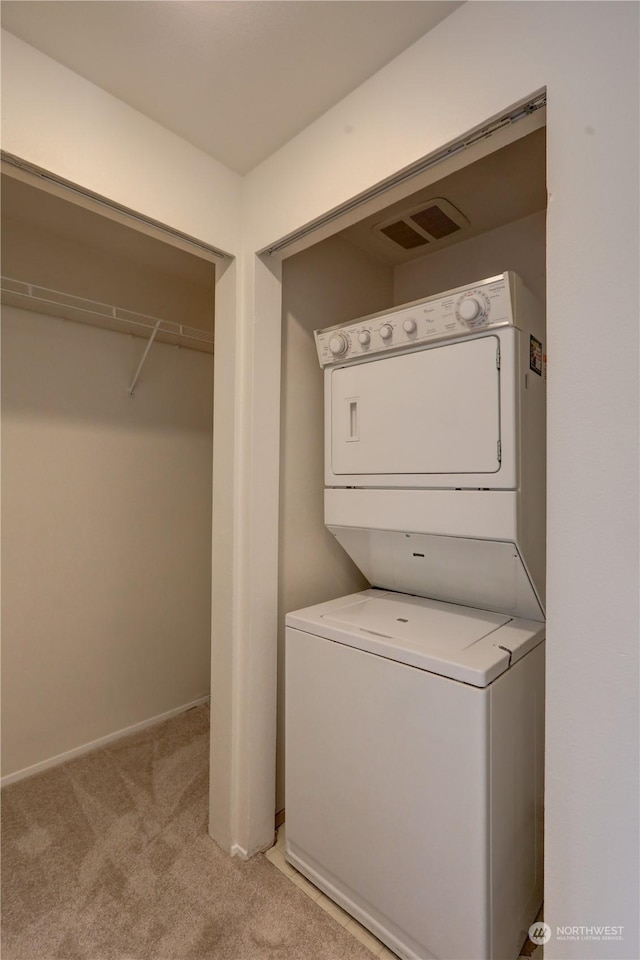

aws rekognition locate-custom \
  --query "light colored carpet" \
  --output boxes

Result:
[1,705,375,960]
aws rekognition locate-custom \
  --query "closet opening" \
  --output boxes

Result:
[277,115,546,818]
[1,172,216,785]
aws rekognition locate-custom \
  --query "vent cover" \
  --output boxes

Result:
[375,198,469,251]
[379,220,429,249]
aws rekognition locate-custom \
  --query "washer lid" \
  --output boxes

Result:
[286,589,544,687]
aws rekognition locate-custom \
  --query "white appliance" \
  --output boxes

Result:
[285,272,546,960]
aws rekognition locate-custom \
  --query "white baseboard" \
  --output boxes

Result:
[230,843,250,860]
[0,696,210,789]
[230,837,275,859]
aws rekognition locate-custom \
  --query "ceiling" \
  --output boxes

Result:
[1,0,463,175]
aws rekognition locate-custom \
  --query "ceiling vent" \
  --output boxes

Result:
[375,198,470,251]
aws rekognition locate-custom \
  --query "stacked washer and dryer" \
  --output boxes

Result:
[285,272,545,960]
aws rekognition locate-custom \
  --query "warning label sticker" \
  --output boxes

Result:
[530,336,543,376]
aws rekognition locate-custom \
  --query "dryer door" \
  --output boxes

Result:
[329,334,502,482]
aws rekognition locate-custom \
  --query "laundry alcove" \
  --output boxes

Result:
[277,116,547,816]
[0,173,216,783]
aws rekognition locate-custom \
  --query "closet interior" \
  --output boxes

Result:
[1,172,216,783]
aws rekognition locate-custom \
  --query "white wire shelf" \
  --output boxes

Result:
[1,277,214,354]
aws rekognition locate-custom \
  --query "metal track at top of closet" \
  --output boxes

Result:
[264,92,546,257]
[1,277,214,395]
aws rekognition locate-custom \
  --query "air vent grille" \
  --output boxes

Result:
[375,198,469,252]
[379,221,429,250]
[410,204,461,239]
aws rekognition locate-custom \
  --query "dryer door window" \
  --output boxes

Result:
[330,335,501,476]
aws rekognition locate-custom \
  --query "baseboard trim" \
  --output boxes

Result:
[0,696,210,789]
[230,843,249,860]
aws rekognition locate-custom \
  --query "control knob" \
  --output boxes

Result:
[458,296,485,324]
[328,333,349,357]
[379,323,393,341]
[358,330,371,346]
[403,318,417,334]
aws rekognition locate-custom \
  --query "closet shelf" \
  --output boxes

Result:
[1,277,214,353]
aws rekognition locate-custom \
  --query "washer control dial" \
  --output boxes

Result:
[379,323,393,341]
[358,330,371,346]
[328,333,349,357]
[455,290,490,327]
[403,318,417,334]
[459,297,482,321]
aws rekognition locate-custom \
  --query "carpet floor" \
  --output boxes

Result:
[1,705,375,960]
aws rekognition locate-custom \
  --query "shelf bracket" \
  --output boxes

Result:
[128,320,162,396]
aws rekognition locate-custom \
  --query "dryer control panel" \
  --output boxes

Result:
[315,272,514,367]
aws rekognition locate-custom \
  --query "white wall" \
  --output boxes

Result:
[0,30,240,254]
[277,234,393,809]
[1,307,214,780]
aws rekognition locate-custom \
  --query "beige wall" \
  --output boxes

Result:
[1,306,213,779]
[1,30,240,254]
[277,235,393,810]
[1,180,215,329]
[1,200,215,781]
[393,211,546,306]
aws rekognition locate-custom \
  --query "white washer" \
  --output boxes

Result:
[285,273,546,960]
[286,590,544,960]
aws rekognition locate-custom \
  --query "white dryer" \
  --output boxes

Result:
[320,270,546,620]
[285,273,546,960]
